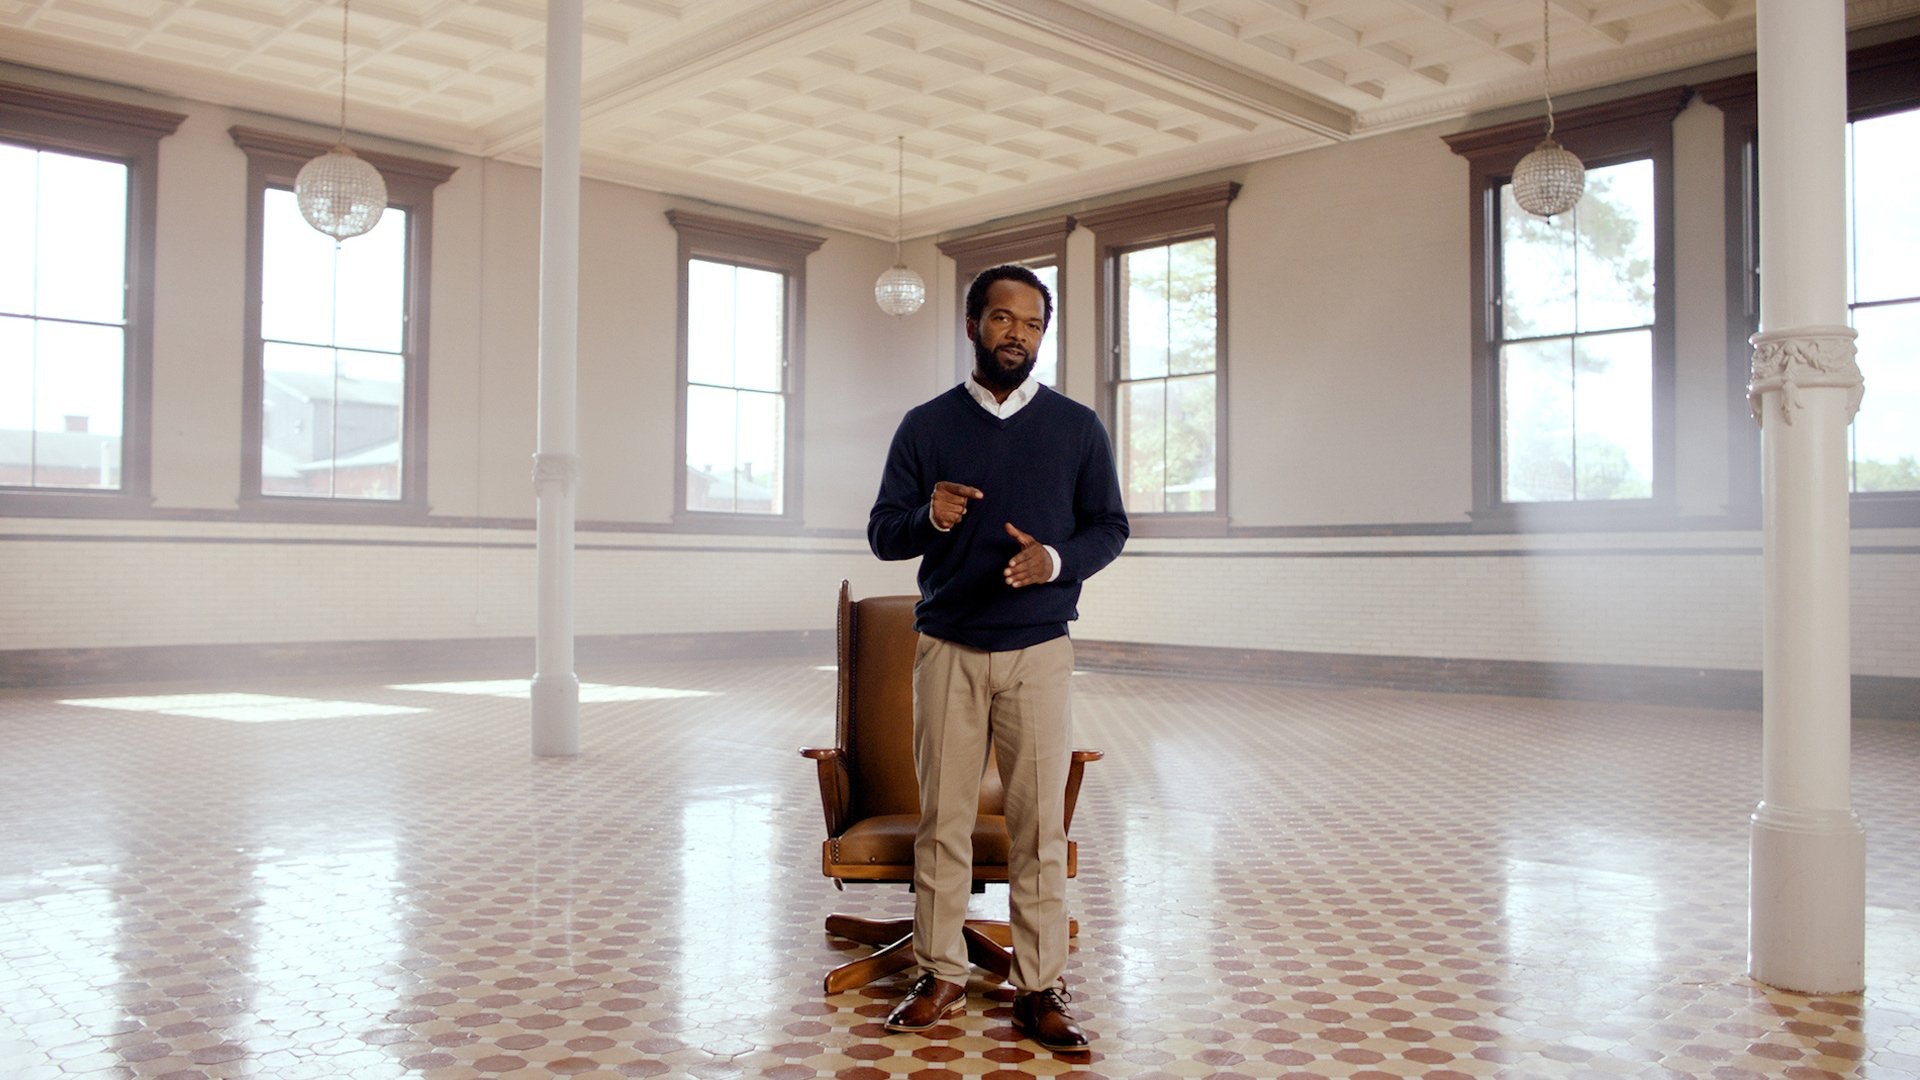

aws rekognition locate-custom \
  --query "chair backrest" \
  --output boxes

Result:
[837,581,1005,821]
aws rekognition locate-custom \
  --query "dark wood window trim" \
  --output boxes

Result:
[1081,181,1239,538]
[665,209,825,534]
[937,216,1074,388]
[229,126,455,523]
[1444,87,1689,533]
[0,83,185,519]
[1697,34,1920,529]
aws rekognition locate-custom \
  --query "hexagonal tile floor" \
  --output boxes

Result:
[1,660,1915,1078]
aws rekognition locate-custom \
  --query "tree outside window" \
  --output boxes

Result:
[1083,182,1235,530]
[1846,105,1920,493]
[1446,87,1684,525]
[1115,237,1217,514]
[1497,159,1656,503]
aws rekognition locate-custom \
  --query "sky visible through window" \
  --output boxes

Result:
[259,186,407,499]
[1,144,127,488]
[1846,107,1920,492]
[686,258,785,514]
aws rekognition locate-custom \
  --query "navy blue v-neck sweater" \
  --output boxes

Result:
[868,383,1129,651]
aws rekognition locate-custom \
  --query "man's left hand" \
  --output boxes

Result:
[1003,522,1053,588]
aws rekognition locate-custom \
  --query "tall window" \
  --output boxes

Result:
[1496,160,1656,502]
[1022,263,1061,389]
[1114,237,1218,513]
[1082,183,1237,530]
[1446,88,1685,523]
[667,211,822,526]
[259,188,408,499]
[686,258,787,514]
[939,218,1073,389]
[231,128,452,516]
[0,83,182,515]
[1845,105,1920,493]
[0,146,128,491]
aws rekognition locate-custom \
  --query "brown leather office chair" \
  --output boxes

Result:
[800,580,1102,993]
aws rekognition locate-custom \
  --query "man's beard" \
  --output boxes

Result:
[973,339,1037,393]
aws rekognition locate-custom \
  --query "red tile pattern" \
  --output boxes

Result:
[0,663,1915,1078]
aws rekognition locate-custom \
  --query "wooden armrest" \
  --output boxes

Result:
[799,746,852,836]
[1063,747,1101,833]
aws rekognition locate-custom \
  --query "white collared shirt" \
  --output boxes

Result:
[962,373,1040,419]
[931,376,1061,582]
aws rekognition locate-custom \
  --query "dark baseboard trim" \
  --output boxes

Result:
[0,630,831,690]
[1072,640,1919,722]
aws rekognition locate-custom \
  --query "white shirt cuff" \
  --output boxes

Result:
[1042,544,1061,583]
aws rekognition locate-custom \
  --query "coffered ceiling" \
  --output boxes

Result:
[4,0,1918,238]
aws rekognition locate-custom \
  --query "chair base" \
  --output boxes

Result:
[820,913,1079,994]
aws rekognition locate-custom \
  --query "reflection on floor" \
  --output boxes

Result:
[2,659,1916,1079]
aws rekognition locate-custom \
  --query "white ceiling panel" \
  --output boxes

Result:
[2,0,1917,238]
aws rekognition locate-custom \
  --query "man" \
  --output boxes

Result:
[867,264,1129,1051]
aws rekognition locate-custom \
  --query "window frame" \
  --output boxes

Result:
[1080,182,1238,537]
[1444,87,1687,531]
[665,209,823,532]
[0,82,184,518]
[229,126,453,522]
[1697,35,1920,528]
[937,216,1073,389]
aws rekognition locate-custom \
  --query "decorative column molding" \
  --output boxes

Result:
[1747,325,1862,426]
[531,452,580,495]
[1747,0,1864,996]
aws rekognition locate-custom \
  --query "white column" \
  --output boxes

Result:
[1747,0,1864,993]
[530,0,583,757]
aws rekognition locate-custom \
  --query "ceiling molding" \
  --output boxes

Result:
[955,0,1357,138]
[477,0,896,157]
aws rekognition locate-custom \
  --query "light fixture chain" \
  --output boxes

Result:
[1510,0,1584,218]
[1541,0,1555,139]
[337,0,351,143]
[873,132,926,315]
[294,0,388,241]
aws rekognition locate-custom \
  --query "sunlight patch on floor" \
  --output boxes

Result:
[57,692,428,723]
[388,679,715,702]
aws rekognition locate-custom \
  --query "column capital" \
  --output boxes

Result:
[1748,325,1862,427]
[532,451,580,495]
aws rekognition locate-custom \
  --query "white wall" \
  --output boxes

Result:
[1225,125,1474,527]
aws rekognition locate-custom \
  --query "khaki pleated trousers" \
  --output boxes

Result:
[910,632,1074,992]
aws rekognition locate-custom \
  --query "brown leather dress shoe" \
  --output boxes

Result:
[1012,987,1089,1051]
[884,974,966,1032]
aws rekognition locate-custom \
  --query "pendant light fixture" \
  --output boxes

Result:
[874,135,926,316]
[294,0,388,241]
[1511,0,1585,218]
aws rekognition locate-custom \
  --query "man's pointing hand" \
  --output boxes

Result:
[931,481,983,531]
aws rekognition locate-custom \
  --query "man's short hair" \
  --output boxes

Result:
[965,264,1053,329]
